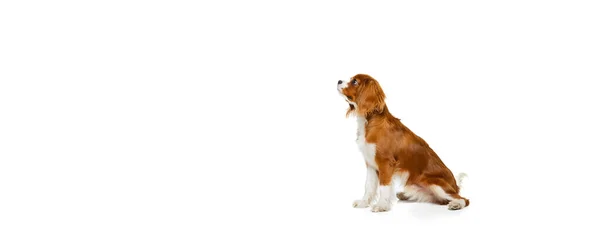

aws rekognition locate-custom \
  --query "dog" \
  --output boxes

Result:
[337,74,469,212]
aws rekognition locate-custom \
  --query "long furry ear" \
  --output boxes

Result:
[356,79,385,116]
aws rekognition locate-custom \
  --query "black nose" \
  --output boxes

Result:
[338,80,343,85]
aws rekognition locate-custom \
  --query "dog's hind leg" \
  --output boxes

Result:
[425,177,470,210]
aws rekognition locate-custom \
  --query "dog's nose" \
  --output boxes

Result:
[338,80,343,85]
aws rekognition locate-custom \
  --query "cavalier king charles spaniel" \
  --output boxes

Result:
[337,74,469,212]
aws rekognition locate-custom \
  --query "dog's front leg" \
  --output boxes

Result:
[353,166,378,208]
[371,163,394,212]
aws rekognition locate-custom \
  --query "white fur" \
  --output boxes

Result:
[456,172,468,190]
[352,116,381,209]
[337,80,356,107]
[356,116,377,169]
[430,185,467,210]
[430,185,455,201]
[352,167,378,208]
[393,171,410,190]
[402,185,435,202]
[337,80,349,90]
[451,172,469,210]
[372,185,394,212]
[448,199,466,210]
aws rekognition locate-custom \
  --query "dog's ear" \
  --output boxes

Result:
[356,79,385,116]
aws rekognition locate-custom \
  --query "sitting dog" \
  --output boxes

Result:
[337,74,469,212]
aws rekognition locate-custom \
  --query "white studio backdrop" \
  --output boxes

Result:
[1,1,599,238]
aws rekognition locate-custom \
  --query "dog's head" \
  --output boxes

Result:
[337,74,386,117]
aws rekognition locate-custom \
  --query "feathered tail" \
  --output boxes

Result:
[457,172,468,190]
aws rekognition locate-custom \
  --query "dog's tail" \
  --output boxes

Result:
[456,172,468,191]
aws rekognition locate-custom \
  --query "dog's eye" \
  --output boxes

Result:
[352,79,358,85]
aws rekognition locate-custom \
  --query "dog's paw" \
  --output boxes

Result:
[352,200,370,208]
[396,192,410,201]
[448,199,465,210]
[371,203,391,212]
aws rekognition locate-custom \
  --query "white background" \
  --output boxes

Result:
[1,0,599,238]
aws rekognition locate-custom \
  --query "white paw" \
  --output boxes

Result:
[448,199,465,210]
[371,203,391,212]
[352,200,370,208]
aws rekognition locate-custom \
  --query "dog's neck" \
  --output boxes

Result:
[364,104,392,122]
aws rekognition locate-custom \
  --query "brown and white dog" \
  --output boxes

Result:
[337,74,469,212]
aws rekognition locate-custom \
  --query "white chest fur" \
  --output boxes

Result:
[356,117,377,169]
